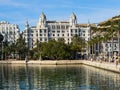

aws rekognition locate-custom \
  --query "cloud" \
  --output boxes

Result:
[0,0,29,8]
[77,9,120,24]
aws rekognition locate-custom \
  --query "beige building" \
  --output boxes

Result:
[23,12,90,49]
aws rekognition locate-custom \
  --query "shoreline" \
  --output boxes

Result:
[0,60,120,73]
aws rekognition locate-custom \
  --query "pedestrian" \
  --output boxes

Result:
[115,57,118,66]
[111,57,114,62]
[91,58,93,62]
[25,56,28,63]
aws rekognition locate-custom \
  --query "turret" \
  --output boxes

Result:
[25,20,29,29]
[69,12,77,27]
[37,12,47,29]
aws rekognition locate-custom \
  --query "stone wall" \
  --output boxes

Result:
[0,60,120,73]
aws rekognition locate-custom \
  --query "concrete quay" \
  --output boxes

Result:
[0,60,83,65]
[82,61,120,73]
[0,60,120,73]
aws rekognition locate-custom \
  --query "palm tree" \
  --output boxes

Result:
[9,43,17,59]
[117,21,120,63]
[88,35,103,60]
[2,41,11,60]
[98,18,120,63]
[16,34,28,60]
[71,34,86,59]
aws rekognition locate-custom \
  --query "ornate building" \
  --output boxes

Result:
[23,12,90,51]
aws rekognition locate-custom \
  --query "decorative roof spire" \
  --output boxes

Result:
[37,12,47,29]
[40,12,46,20]
[87,19,90,27]
[70,12,76,19]
[25,20,29,28]
[70,12,77,27]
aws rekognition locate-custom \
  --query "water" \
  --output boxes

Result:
[0,64,120,90]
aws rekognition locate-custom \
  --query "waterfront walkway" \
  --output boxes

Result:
[0,60,120,73]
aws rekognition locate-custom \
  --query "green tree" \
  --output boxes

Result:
[16,34,28,60]
[2,41,10,60]
[40,40,71,60]
[71,34,86,59]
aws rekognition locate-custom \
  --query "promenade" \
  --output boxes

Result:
[0,60,120,73]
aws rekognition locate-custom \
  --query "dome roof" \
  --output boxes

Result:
[40,12,46,20]
[70,12,76,19]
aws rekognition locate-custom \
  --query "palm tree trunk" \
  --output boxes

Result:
[118,30,120,63]
[105,42,108,62]
[111,36,114,62]
[98,42,100,61]
[92,44,94,59]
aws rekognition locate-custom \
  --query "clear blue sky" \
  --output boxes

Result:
[0,0,120,31]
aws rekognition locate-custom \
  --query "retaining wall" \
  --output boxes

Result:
[0,60,120,73]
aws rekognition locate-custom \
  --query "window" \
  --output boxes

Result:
[53,34,55,36]
[83,31,85,33]
[75,29,77,33]
[61,25,65,29]
[45,38,47,41]
[52,25,55,29]
[31,30,34,33]
[31,34,33,36]
[79,29,81,32]
[40,38,42,41]
[44,30,46,33]
[83,34,85,36]
[66,25,69,29]
[57,30,60,33]
[52,30,55,33]
[57,25,60,29]
[62,30,65,33]
[110,44,111,47]
[40,30,42,33]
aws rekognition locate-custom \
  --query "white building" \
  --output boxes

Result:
[102,38,118,60]
[0,21,20,43]
[90,31,119,61]
[23,12,90,50]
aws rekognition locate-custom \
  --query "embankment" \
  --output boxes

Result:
[0,60,120,73]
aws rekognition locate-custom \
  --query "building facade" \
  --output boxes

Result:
[23,12,90,50]
[90,29,119,61]
[0,21,20,43]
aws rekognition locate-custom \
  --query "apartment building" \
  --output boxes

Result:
[22,12,90,50]
[0,21,20,43]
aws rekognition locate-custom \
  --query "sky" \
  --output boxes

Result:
[0,0,120,31]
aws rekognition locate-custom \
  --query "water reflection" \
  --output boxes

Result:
[0,64,120,90]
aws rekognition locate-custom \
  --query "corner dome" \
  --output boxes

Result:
[40,12,46,20]
[70,12,77,20]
